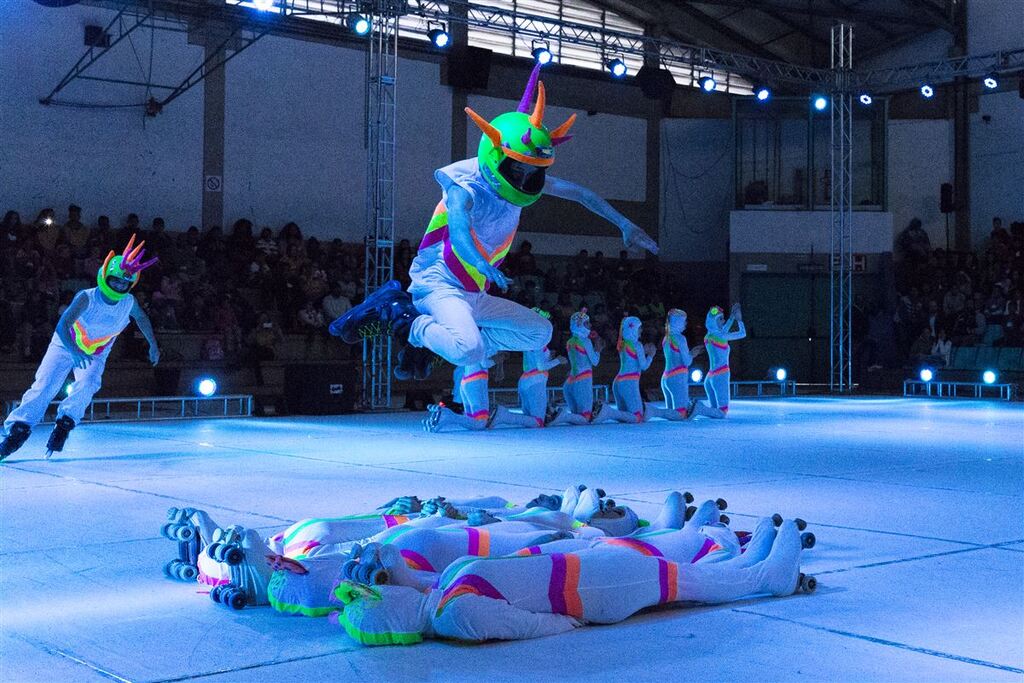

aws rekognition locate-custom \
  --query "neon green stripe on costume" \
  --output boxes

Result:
[281,513,381,545]
[337,609,423,646]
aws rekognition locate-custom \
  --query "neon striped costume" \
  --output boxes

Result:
[560,310,601,422]
[657,309,700,418]
[602,317,651,423]
[331,516,807,645]
[698,305,746,418]
[517,346,563,426]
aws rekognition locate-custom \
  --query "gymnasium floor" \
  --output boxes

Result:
[1,397,1021,682]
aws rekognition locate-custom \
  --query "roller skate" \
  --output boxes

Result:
[0,422,31,461]
[328,280,418,344]
[394,344,435,381]
[208,526,271,610]
[161,507,200,582]
[45,416,75,458]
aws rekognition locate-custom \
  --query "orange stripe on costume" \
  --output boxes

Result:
[71,320,118,355]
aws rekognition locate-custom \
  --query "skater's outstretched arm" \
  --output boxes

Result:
[446,185,510,291]
[130,299,161,366]
[544,176,658,255]
[55,291,93,369]
[723,305,746,341]
[540,353,567,372]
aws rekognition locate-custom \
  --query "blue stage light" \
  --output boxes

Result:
[607,59,627,78]
[699,76,717,92]
[775,368,788,382]
[919,368,934,383]
[532,46,552,65]
[690,368,703,383]
[428,27,450,49]
[983,370,997,384]
[983,73,998,89]
[920,84,934,98]
[812,95,828,111]
[197,378,218,397]
[346,14,371,35]
[859,93,873,105]
[754,86,771,101]
[252,0,274,10]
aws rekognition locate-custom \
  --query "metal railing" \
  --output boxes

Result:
[728,380,798,398]
[3,394,254,425]
[903,380,1014,401]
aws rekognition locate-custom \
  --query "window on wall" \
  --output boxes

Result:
[734,97,886,211]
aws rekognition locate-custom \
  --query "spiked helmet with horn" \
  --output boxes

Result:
[97,233,159,301]
[464,63,576,207]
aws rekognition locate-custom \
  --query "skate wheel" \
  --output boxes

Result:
[220,586,237,605]
[771,513,783,527]
[179,564,198,581]
[595,488,606,498]
[224,546,244,566]
[719,514,730,525]
[685,505,696,521]
[801,532,816,549]
[210,543,225,563]
[795,518,808,531]
[604,499,616,509]
[683,491,694,504]
[210,586,223,603]
[160,523,175,540]
[163,560,178,577]
[370,568,390,585]
[341,560,359,582]
[175,525,195,542]
[716,498,728,511]
[800,574,817,593]
[227,589,246,610]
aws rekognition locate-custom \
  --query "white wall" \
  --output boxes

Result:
[464,94,646,202]
[224,37,451,243]
[730,210,893,254]
[887,118,954,246]
[968,0,1024,235]
[0,0,203,228]
[659,118,733,262]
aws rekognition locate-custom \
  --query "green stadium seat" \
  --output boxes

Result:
[975,346,1000,371]
[997,347,1023,371]
[950,346,976,369]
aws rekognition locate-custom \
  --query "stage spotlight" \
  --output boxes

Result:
[920,84,934,98]
[754,86,771,101]
[427,25,450,49]
[607,58,627,78]
[252,0,274,10]
[532,42,552,65]
[197,378,218,397]
[983,370,997,384]
[859,93,873,105]
[43,216,54,226]
[699,76,717,92]
[774,368,788,382]
[919,367,934,383]
[983,73,998,89]
[346,13,371,35]
[690,368,703,383]
[812,95,828,111]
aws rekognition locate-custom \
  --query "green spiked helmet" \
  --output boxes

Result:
[465,64,576,207]
[97,233,159,301]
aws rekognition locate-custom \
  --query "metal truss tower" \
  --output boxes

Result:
[829,23,853,393]
[362,1,404,408]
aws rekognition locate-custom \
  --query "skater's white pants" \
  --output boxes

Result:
[4,337,109,430]
[408,266,551,367]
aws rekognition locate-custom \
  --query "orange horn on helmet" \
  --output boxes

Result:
[550,113,576,139]
[529,81,546,128]
[121,233,136,258]
[465,107,502,147]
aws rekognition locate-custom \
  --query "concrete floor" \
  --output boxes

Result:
[1,397,1022,682]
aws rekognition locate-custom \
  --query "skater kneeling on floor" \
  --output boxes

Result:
[0,234,160,460]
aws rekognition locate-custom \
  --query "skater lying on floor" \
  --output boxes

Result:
[330,514,813,645]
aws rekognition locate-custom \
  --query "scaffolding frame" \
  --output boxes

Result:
[361,1,404,408]
[829,23,853,393]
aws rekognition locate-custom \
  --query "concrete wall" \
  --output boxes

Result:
[887,118,955,247]
[0,0,204,228]
[968,0,1024,235]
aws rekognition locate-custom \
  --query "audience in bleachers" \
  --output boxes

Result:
[893,215,1024,367]
[0,205,687,369]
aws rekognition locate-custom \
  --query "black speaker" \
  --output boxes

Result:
[443,46,492,90]
[283,363,358,415]
[635,64,675,100]
[940,182,954,214]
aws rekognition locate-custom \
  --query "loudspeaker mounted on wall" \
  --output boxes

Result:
[443,46,492,90]
[940,183,954,214]
[635,64,675,100]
